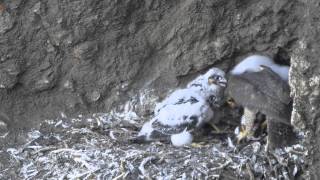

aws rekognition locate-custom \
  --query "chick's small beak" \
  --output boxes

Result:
[219,79,227,87]
[208,77,227,87]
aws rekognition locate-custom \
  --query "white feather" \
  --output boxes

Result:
[155,90,213,127]
[138,121,154,140]
[231,55,289,81]
[170,130,193,147]
[234,126,240,135]
[154,89,203,114]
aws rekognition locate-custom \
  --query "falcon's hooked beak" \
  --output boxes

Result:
[208,76,227,87]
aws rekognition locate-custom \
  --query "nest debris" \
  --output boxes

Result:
[0,111,307,180]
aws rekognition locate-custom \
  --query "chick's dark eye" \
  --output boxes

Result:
[214,75,220,80]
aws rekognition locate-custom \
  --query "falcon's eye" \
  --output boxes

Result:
[226,98,237,108]
[227,98,234,103]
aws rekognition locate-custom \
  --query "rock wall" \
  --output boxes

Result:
[289,0,320,179]
[0,0,319,177]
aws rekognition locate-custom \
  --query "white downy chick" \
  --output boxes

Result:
[138,90,213,145]
[137,67,227,146]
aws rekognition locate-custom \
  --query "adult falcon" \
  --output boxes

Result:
[226,55,295,149]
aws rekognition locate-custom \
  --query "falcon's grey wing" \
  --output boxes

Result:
[240,66,291,105]
[226,68,291,125]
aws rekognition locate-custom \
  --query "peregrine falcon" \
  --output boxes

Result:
[226,63,295,149]
[137,68,227,146]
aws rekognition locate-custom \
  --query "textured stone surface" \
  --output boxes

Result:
[0,0,319,177]
[289,0,320,178]
[0,0,301,127]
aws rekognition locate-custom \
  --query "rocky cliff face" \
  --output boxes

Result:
[289,0,320,179]
[0,0,319,178]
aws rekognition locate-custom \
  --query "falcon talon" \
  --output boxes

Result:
[190,142,206,148]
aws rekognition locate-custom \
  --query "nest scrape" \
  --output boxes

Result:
[1,111,307,180]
